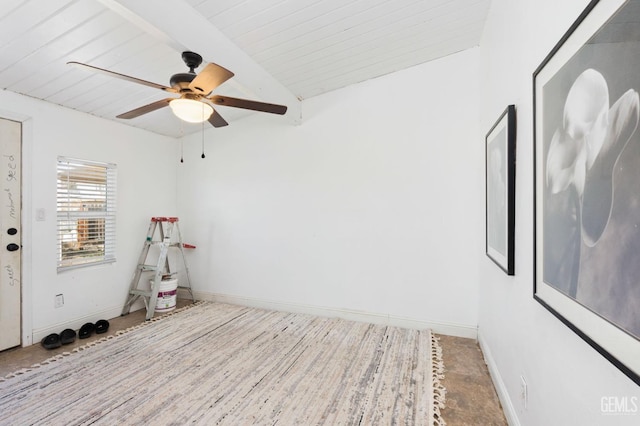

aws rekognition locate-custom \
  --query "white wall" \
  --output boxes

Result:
[478,1,640,425]
[177,48,481,337]
[0,90,178,344]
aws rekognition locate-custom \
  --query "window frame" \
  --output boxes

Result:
[56,156,117,271]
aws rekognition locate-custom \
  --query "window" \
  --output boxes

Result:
[57,157,116,271]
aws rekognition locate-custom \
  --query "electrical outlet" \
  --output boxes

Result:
[520,375,528,409]
[55,294,64,308]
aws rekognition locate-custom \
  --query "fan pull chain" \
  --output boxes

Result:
[180,120,184,163]
[201,104,206,159]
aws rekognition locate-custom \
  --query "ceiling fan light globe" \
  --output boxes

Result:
[169,98,213,123]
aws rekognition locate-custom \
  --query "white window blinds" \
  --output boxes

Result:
[57,157,116,271]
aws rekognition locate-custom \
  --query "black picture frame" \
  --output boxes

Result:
[486,105,516,275]
[533,0,640,385]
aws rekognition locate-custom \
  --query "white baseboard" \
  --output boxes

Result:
[478,330,520,426]
[31,291,478,345]
[31,302,145,344]
[186,290,478,339]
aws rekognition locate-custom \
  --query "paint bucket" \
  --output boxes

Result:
[150,277,178,312]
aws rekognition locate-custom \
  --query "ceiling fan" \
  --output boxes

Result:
[68,51,288,127]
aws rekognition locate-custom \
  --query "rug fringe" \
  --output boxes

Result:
[431,334,447,426]
[0,300,207,382]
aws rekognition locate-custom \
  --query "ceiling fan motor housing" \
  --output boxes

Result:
[170,73,196,91]
[170,51,204,91]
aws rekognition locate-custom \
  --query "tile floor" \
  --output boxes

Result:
[439,335,507,425]
[0,301,507,425]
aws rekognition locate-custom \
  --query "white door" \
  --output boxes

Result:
[0,118,21,351]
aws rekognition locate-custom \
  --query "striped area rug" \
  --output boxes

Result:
[0,302,446,425]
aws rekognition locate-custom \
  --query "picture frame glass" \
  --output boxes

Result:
[486,106,515,275]
[534,0,640,383]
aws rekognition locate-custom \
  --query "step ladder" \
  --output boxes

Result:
[121,217,195,320]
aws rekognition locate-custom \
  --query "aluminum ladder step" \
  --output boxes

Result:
[121,217,196,320]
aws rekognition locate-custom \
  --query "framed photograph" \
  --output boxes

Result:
[534,0,640,384]
[486,105,516,275]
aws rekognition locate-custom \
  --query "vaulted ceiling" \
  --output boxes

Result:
[0,0,491,137]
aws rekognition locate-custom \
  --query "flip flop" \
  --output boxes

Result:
[60,328,76,345]
[95,319,109,334]
[41,333,61,350]
[79,322,95,339]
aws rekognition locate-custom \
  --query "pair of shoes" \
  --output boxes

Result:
[41,329,77,350]
[79,319,109,339]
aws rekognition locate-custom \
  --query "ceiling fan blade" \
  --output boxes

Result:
[68,61,178,93]
[208,95,287,115]
[117,98,174,119]
[189,63,234,96]
[208,108,228,127]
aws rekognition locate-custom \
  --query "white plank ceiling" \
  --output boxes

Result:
[0,0,490,137]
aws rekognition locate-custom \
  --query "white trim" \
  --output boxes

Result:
[478,329,520,426]
[31,304,144,344]
[20,117,33,347]
[183,290,478,339]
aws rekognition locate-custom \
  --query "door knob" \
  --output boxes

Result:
[7,228,17,235]
[6,243,19,252]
